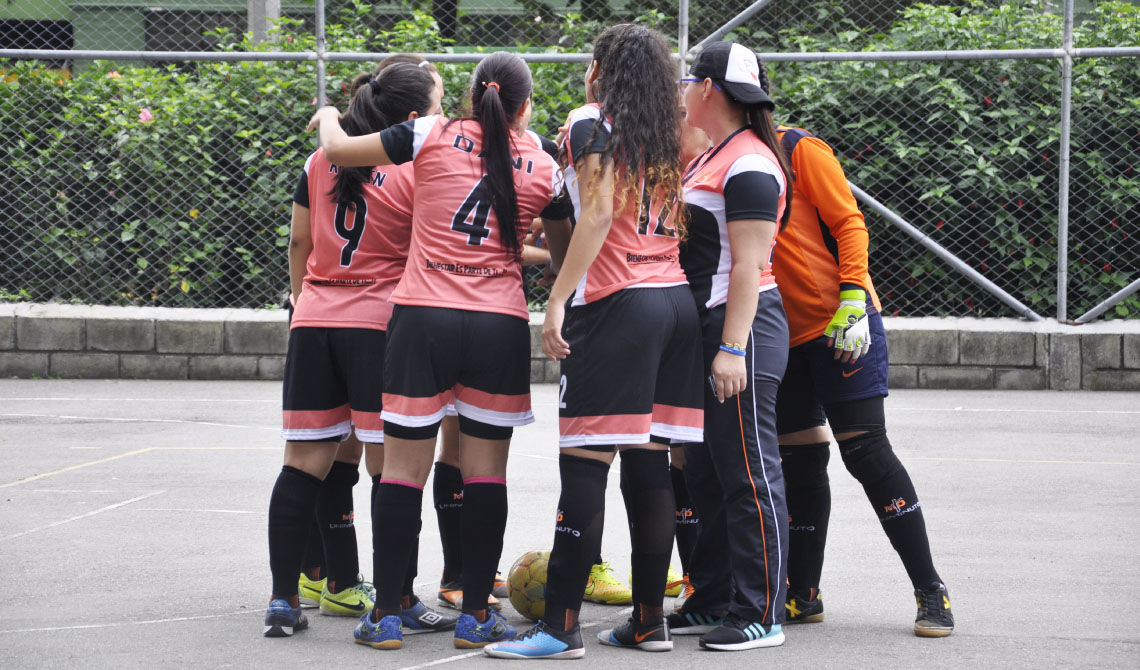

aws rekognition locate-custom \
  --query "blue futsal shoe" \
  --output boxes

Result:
[454,609,516,648]
[354,611,403,649]
[484,620,585,659]
[263,599,308,637]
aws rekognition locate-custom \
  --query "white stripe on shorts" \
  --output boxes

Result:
[281,421,351,442]
[381,408,448,428]
[649,423,704,443]
[452,400,535,427]
[558,432,651,448]
[354,428,385,444]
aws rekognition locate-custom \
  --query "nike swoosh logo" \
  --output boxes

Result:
[328,600,367,612]
[634,627,661,643]
[841,367,863,378]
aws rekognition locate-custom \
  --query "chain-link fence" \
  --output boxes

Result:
[2,0,1138,319]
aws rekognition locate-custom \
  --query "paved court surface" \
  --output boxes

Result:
[1,379,1138,669]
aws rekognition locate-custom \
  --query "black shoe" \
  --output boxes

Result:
[664,610,721,635]
[698,612,784,651]
[597,617,673,652]
[914,582,954,638]
[784,587,824,624]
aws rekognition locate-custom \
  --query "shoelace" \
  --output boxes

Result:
[917,588,945,616]
[594,562,622,585]
[515,621,552,640]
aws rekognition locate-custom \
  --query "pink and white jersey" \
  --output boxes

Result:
[679,128,787,312]
[290,148,414,331]
[561,104,689,306]
[380,115,568,320]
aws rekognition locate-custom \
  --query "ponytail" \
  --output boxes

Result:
[743,59,793,229]
[330,64,435,205]
[463,52,533,255]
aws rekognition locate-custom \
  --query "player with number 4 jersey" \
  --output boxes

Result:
[309,51,572,652]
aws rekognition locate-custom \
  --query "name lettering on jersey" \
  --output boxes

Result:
[453,134,476,153]
[626,252,678,265]
[424,259,507,278]
[511,155,535,175]
[450,135,534,174]
[328,163,388,188]
[307,277,377,287]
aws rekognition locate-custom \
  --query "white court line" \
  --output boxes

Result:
[0,491,164,542]
[1,397,274,403]
[136,508,255,515]
[0,607,265,634]
[891,406,1140,415]
[1,413,276,431]
[394,609,630,670]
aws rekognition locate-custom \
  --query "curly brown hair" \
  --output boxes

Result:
[575,24,685,237]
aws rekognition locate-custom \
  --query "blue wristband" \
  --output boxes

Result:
[719,344,747,357]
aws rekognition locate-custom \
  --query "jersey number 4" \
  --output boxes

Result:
[334,195,367,267]
[451,175,493,245]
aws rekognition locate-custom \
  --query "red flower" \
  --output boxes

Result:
[984,97,992,105]
[1104,263,1113,272]
[937,220,945,229]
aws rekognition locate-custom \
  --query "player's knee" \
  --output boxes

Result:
[836,426,901,486]
[779,442,830,490]
[324,459,360,488]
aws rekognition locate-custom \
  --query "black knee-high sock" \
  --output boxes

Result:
[269,465,323,600]
[404,521,420,598]
[670,465,698,577]
[780,442,831,594]
[373,480,423,613]
[301,512,323,578]
[620,449,673,624]
[433,461,464,584]
[319,460,360,592]
[838,430,941,589]
[545,454,610,630]
[460,480,507,616]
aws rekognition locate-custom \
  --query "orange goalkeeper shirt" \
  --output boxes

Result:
[772,126,882,347]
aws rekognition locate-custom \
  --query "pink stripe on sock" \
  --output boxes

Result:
[463,477,506,486]
[379,478,424,491]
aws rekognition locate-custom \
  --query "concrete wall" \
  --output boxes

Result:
[2,304,1139,390]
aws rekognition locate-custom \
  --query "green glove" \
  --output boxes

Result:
[824,289,871,360]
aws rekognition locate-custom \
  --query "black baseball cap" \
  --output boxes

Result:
[689,41,773,108]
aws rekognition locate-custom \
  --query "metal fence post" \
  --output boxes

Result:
[247,0,281,44]
[315,0,327,106]
[679,0,690,76]
[1057,0,1074,321]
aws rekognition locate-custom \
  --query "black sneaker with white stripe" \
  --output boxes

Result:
[400,596,458,634]
[664,610,722,635]
[698,612,784,651]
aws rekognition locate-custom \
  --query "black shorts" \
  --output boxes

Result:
[558,285,704,448]
[281,327,385,443]
[775,309,889,435]
[381,305,533,434]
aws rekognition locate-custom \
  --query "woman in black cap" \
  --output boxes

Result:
[666,41,794,651]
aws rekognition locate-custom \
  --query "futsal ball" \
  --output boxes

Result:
[507,550,550,622]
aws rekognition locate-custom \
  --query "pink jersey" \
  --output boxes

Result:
[290,148,414,330]
[380,115,566,320]
[561,104,689,306]
[680,128,787,311]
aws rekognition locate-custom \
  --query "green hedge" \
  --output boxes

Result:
[1,0,1137,318]
[764,0,1140,318]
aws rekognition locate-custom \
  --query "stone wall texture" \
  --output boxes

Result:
[1,305,1138,390]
